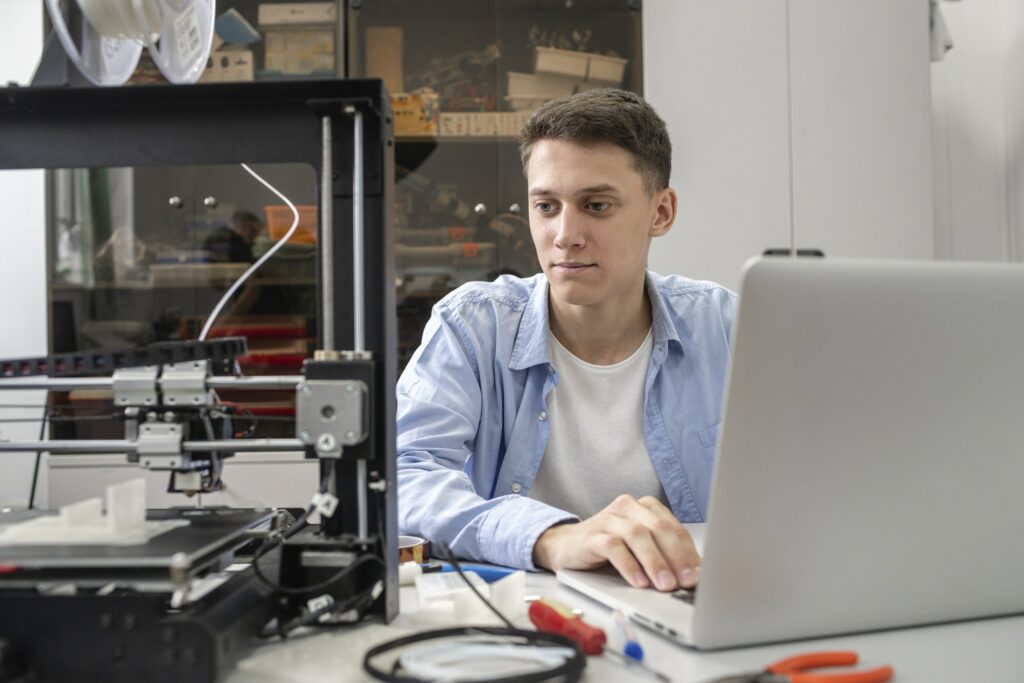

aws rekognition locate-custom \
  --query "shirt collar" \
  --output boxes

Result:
[646,270,683,354]
[509,271,683,371]
[509,275,552,371]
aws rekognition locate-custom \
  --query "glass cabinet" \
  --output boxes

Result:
[46,0,644,435]
[348,0,643,365]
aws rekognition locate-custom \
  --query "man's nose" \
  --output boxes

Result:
[552,208,585,250]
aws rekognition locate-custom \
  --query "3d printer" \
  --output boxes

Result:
[0,78,398,683]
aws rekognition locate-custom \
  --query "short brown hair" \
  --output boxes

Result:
[518,88,671,194]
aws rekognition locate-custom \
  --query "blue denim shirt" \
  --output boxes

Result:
[397,271,737,569]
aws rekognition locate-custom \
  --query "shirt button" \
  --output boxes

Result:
[538,411,548,422]
[511,482,522,493]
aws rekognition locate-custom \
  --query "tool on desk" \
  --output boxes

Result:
[427,561,516,583]
[529,598,607,654]
[614,607,645,662]
[710,650,894,683]
[529,598,672,682]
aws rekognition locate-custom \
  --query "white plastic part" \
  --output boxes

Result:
[44,0,144,86]
[132,0,217,84]
[415,571,490,610]
[398,561,422,586]
[489,570,526,618]
[0,478,186,545]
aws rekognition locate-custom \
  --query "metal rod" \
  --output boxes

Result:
[0,438,305,454]
[183,438,305,452]
[0,440,131,453]
[320,114,335,351]
[0,375,302,392]
[357,458,368,540]
[207,375,304,390]
[349,106,366,353]
[0,377,111,391]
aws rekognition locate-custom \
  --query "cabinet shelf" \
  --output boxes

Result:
[53,278,317,291]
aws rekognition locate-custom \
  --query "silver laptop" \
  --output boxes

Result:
[558,257,1024,649]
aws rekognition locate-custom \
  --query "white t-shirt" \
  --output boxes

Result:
[527,328,668,519]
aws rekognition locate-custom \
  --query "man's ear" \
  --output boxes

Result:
[649,187,677,238]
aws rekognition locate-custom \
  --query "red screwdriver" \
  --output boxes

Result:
[529,598,673,682]
[528,598,607,654]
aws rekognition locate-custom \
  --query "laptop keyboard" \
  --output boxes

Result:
[671,588,696,604]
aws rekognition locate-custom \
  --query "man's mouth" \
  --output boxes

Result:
[554,262,594,272]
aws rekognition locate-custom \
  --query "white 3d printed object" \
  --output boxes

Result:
[0,479,187,545]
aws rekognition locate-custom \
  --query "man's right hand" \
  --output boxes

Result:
[532,494,700,591]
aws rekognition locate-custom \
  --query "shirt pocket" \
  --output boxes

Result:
[697,422,722,459]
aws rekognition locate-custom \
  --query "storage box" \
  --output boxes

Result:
[258,2,336,26]
[586,53,628,86]
[200,49,254,83]
[264,28,335,75]
[533,46,588,79]
[440,112,469,137]
[392,92,440,137]
[365,26,404,95]
[497,111,530,137]
[506,71,578,99]
[265,204,318,244]
[467,112,500,137]
[532,46,628,87]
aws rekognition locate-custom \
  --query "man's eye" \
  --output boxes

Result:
[535,202,556,213]
[587,202,610,212]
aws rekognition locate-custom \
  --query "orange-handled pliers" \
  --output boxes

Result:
[712,650,894,683]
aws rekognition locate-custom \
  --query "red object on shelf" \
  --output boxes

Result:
[208,326,307,339]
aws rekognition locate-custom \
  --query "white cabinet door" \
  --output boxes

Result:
[645,0,793,292]
[644,0,934,292]
[789,0,933,260]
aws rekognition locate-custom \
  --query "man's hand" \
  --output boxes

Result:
[532,495,699,591]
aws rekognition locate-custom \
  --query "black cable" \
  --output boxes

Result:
[270,579,381,639]
[434,542,515,629]
[363,627,586,683]
[27,406,47,510]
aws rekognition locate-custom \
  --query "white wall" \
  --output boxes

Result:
[645,0,935,290]
[931,0,1024,262]
[0,2,47,508]
[644,0,792,291]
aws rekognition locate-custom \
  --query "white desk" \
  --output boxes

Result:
[227,569,1024,683]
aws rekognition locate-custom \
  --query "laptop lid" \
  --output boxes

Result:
[692,257,1024,647]
[559,257,1024,650]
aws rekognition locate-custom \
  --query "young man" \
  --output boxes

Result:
[397,89,735,592]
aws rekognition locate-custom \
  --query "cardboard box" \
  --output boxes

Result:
[392,92,440,137]
[467,112,499,137]
[533,46,588,79]
[532,46,629,87]
[497,111,529,137]
[587,53,628,86]
[200,49,254,83]
[258,2,336,26]
[263,28,335,74]
[506,71,577,99]
[365,26,404,96]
